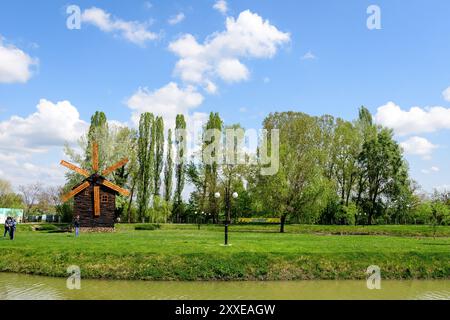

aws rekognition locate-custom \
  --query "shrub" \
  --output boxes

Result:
[134,223,161,231]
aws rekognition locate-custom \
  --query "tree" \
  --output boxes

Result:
[258,112,326,232]
[86,111,109,171]
[19,182,43,219]
[154,116,165,196]
[164,128,174,203]
[0,179,23,209]
[358,127,408,225]
[137,112,155,222]
[174,114,187,222]
[203,112,223,223]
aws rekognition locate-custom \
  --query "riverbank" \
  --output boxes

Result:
[0,224,449,280]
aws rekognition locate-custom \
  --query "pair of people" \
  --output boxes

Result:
[3,217,16,240]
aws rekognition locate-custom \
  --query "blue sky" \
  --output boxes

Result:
[0,0,449,192]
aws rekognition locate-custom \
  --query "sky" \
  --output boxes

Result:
[0,0,449,192]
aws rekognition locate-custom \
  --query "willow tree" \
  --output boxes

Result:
[174,114,186,222]
[258,112,326,232]
[164,128,173,203]
[154,116,165,196]
[137,112,155,222]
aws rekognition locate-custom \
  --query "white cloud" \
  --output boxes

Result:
[0,99,88,153]
[217,58,249,83]
[239,107,247,113]
[443,87,450,102]
[0,99,88,188]
[374,101,450,136]
[400,136,438,160]
[213,0,228,14]
[421,166,440,174]
[126,82,205,127]
[168,10,290,92]
[168,13,185,25]
[0,37,38,83]
[263,77,270,83]
[301,51,316,60]
[81,7,158,46]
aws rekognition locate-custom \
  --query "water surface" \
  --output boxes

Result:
[0,273,448,300]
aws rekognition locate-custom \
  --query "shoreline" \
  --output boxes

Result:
[0,224,448,281]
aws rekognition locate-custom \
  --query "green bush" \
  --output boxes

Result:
[33,224,59,231]
[134,224,161,231]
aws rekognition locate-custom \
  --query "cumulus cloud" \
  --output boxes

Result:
[0,99,88,153]
[126,82,209,159]
[0,99,89,187]
[126,82,205,127]
[400,136,438,160]
[81,7,158,46]
[0,37,38,83]
[168,10,290,92]
[168,13,185,25]
[374,101,450,136]
[217,58,249,83]
[443,87,450,102]
[213,0,228,14]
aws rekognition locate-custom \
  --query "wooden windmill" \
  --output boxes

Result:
[60,142,130,229]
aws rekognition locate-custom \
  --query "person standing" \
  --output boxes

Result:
[73,215,80,237]
[9,218,16,240]
[3,217,11,238]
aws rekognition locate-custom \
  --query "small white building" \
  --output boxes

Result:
[0,208,24,224]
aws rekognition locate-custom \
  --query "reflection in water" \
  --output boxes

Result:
[0,273,448,300]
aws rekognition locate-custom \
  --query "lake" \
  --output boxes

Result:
[0,273,448,300]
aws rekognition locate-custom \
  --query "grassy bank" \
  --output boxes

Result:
[0,224,449,280]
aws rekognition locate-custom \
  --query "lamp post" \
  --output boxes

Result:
[215,189,238,246]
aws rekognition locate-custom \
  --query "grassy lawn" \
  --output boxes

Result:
[0,224,448,280]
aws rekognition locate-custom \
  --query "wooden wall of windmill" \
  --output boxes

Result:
[60,142,130,232]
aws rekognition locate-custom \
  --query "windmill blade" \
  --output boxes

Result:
[92,142,99,172]
[101,158,129,176]
[93,186,100,216]
[60,160,90,178]
[102,179,130,197]
[61,181,90,202]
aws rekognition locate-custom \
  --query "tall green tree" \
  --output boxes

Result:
[258,112,326,232]
[154,116,165,196]
[358,128,408,224]
[174,114,187,222]
[86,111,109,171]
[137,112,155,222]
[164,128,174,203]
[203,112,223,223]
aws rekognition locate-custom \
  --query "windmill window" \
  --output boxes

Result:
[84,189,90,196]
[101,195,108,203]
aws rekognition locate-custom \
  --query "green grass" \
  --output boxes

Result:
[0,223,449,280]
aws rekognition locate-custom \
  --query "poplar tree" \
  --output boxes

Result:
[137,112,155,222]
[164,128,173,203]
[154,116,165,196]
[204,112,223,223]
[174,114,186,221]
[86,111,109,171]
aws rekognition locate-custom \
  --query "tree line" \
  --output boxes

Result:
[5,107,449,231]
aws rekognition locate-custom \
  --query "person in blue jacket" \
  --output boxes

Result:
[9,218,16,240]
[3,217,11,238]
